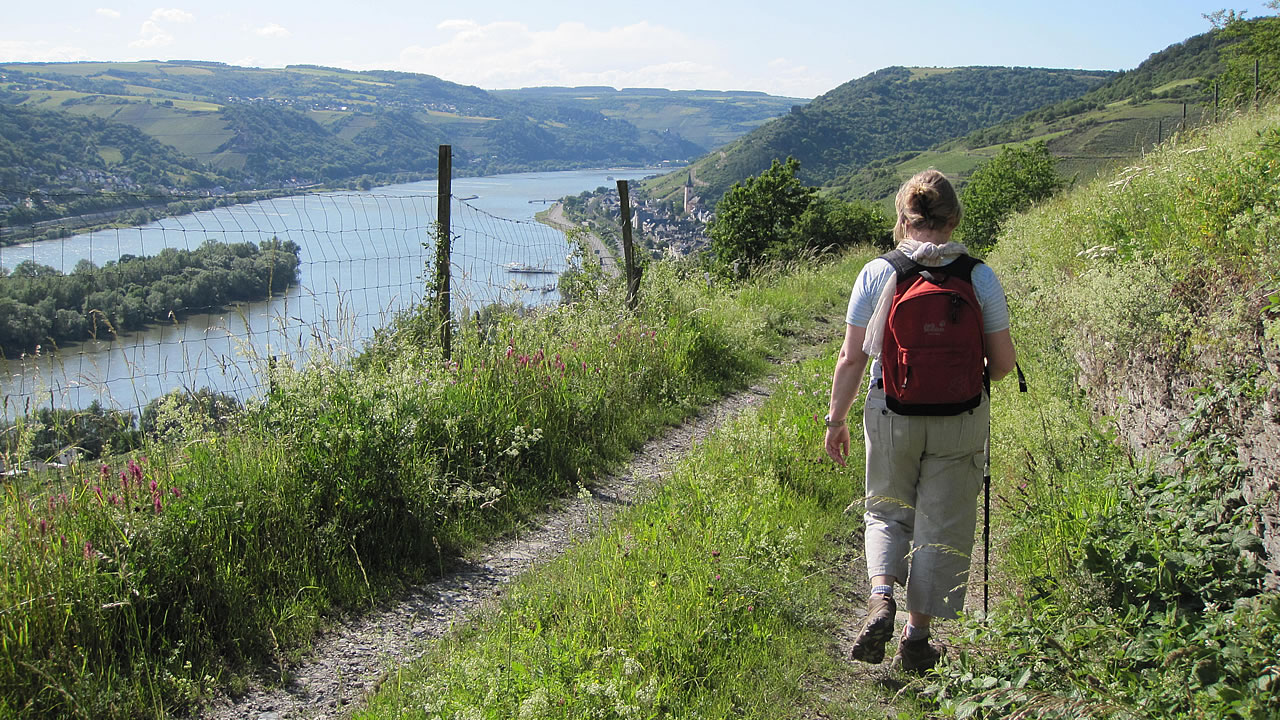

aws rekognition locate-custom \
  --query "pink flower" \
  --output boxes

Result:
[37,519,48,534]
[128,459,144,484]
[99,463,110,479]
[505,345,514,359]
[170,487,182,499]
[149,479,158,493]
[83,541,93,560]
[153,495,163,514]
[109,494,121,506]
[93,486,103,501]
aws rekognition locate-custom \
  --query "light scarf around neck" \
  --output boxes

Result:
[861,238,970,357]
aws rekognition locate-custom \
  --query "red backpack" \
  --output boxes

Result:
[880,250,986,416]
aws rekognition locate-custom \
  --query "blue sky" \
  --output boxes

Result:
[0,1,1265,98]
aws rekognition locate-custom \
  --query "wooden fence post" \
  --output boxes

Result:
[436,145,452,359]
[616,179,639,311]
[1256,58,1261,110]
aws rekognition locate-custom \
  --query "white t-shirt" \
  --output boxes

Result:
[846,256,1010,383]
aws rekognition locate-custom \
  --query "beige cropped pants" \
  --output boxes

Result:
[862,385,989,619]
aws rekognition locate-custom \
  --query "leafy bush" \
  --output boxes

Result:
[955,141,1064,252]
[708,157,890,275]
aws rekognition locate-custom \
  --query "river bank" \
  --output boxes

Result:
[537,201,619,278]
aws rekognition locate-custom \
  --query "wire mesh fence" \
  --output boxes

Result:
[0,180,586,421]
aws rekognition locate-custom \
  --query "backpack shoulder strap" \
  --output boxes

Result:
[880,249,920,280]
[940,254,982,283]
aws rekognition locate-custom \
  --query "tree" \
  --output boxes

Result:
[793,196,894,253]
[707,157,816,273]
[1206,5,1280,107]
[956,141,1064,251]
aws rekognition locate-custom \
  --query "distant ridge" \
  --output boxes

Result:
[641,65,1112,207]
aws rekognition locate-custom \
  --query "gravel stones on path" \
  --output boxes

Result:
[202,374,791,720]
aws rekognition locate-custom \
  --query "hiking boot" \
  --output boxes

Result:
[893,635,944,674]
[849,593,896,663]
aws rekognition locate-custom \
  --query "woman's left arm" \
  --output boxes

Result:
[985,328,1016,382]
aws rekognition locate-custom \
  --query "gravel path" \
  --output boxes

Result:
[201,353,818,720]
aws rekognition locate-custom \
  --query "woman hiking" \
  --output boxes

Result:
[823,169,1017,673]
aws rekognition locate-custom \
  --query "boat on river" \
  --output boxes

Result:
[503,262,556,274]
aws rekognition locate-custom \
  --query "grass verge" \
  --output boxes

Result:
[355,334,937,720]
[0,250,869,718]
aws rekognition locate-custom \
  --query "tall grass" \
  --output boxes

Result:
[355,322,903,720]
[0,251,862,718]
[922,106,1280,718]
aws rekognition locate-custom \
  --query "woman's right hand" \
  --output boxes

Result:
[825,425,851,467]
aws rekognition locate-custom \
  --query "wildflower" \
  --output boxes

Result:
[171,487,182,498]
[109,494,121,506]
[153,495,163,514]
[93,486,103,502]
[747,604,755,612]
[128,458,144,484]
[711,550,720,558]
[149,479,158,493]
[38,518,48,534]
[119,471,129,492]
[100,463,110,480]
[83,541,93,560]
[505,345,515,359]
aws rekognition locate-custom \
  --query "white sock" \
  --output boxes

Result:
[903,623,930,641]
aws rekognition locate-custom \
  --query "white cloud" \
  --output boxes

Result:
[130,19,173,48]
[128,8,194,49]
[150,8,194,23]
[254,23,291,39]
[95,8,121,19]
[394,20,716,90]
[0,40,90,63]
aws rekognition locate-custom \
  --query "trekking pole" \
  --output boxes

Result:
[983,362,1028,618]
[983,379,992,617]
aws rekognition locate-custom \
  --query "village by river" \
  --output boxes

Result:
[0,168,658,417]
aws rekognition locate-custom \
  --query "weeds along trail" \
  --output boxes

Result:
[201,345,828,720]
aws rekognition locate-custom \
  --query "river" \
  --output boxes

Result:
[0,168,658,418]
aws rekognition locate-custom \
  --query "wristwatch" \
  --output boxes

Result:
[824,413,846,428]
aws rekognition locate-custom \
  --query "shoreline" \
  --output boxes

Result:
[538,201,620,278]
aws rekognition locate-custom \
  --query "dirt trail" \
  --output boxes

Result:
[201,347,830,720]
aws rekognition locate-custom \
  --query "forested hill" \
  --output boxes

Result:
[643,66,1112,207]
[827,29,1228,202]
[0,103,239,224]
[0,61,790,194]
[492,86,803,153]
